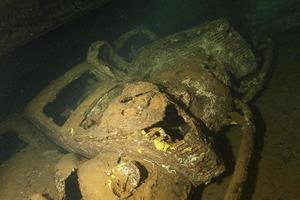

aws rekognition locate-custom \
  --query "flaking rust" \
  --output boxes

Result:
[20,19,273,199]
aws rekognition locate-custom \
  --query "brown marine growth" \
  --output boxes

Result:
[22,19,273,199]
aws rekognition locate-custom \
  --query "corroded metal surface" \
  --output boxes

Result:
[22,19,272,199]
[130,19,258,80]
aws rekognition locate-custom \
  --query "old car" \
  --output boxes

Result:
[1,18,272,200]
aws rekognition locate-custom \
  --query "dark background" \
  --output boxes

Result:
[0,0,299,119]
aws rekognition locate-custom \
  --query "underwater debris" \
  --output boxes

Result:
[19,18,273,199]
[54,154,85,200]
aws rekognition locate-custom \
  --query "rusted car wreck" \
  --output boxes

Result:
[17,19,272,200]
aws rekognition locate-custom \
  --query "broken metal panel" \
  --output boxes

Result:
[43,71,101,126]
[131,19,257,80]
[0,0,111,57]
[54,154,85,200]
[93,82,225,185]
[24,62,120,156]
[25,78,225,186]
[21,19,266,199]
